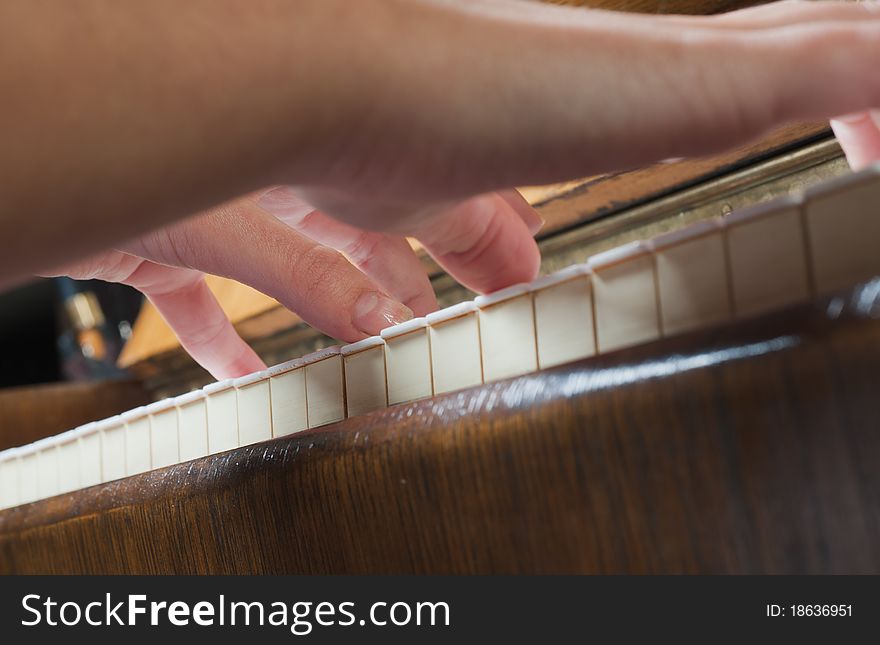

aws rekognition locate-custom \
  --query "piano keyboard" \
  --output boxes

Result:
[2,163,880,512]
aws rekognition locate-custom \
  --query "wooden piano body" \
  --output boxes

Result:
[1,1,879,574]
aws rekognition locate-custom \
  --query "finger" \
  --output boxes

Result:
[257,186,437,316]
[831,111,880,171]
[125,263,267,380]
[124,199,413,342]
[414,192,541,294]
[46,250,265,380]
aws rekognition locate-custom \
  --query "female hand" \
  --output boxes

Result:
[10,0,880,378]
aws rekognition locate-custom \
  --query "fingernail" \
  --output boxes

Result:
[353,292,413,335]
[871,110,880,130]
[833,111,871,125]
[520,208,545,236]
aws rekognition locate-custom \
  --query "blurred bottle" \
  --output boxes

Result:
[56,278,131,381]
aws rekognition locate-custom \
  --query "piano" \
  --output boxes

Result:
[1,0,879,574]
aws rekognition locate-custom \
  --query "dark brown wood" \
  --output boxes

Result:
[2,282,879,574]
[0,380,149,451]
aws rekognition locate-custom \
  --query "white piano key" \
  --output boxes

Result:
[475,284,538,382]
[56,430,81,494]
[588,241,661,353]
[146,399,179,469]
[303,347,345,427]
[235,372,273,446]
[651,218,733,336]
[36,438,60,501]
[427,302,484,394]
[122,407,152,476]
[99,416,127,483]
[18,445,38,505]
[0,449,20,510]
[266,359,308,437]
[531,265,596,369]
[76,422,102,489]
[381,318,433,405]
[725,196,810,318]
[204,379,239,454]
[342,337,388,417]
[804,165,880,294]
[176,390,208,461]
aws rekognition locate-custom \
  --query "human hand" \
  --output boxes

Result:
[27,0,880,379]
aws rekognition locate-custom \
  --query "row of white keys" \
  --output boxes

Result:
[4,165,879,509]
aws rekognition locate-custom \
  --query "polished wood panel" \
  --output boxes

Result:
[0,380,149,450]
[3,280,878,574]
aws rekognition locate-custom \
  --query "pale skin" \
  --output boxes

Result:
[2,0,879,379]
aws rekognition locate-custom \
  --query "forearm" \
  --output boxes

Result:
[0,0,366,285]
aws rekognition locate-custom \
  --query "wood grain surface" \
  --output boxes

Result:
[3,279,879,574]
[0,380,149,451]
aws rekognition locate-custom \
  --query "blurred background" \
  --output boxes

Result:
[0,278,142,387]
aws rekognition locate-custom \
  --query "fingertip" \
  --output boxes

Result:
[419,193,543,295]
[831,111,880,171]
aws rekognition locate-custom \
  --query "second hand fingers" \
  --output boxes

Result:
[125,199,414,342]
[258,186,438,316]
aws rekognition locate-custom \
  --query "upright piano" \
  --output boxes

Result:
[0,0,878,574]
